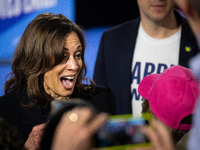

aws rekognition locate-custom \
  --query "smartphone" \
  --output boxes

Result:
[50,98,96,114]
[94,114,152,150]
[51,100,152,150]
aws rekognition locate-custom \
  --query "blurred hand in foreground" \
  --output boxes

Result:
[142,119,176,150]
[51,107,109,150]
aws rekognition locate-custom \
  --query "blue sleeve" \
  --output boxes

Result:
[188,53,200,150]
[188,99,200,150]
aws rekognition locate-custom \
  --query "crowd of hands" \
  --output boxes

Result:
[25,107,108,150]
[23,107,176,150]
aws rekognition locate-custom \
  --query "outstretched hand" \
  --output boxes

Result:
[51,107,109,150]
[142,119,176,150]
[24,123,46,150]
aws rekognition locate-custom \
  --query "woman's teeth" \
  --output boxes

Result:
[61,76,74,88]
[63,76,74,80]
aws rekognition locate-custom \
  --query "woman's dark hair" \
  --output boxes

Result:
[4,13,95,108]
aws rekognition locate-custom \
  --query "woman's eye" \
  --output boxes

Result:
[75,53,82,60]
[64,55,68,59]
[62,55,69,63]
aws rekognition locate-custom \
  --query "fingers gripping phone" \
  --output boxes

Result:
[51,99,151,150]
[94,114,151,150]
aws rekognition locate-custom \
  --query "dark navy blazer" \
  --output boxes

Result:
[93,13,199,115]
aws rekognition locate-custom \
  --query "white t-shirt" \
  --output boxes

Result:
[131,23,181,116]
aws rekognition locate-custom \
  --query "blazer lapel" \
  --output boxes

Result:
[118,19,140,112]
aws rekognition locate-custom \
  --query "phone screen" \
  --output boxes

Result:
[94,114,151,150]
[51,100,152,149]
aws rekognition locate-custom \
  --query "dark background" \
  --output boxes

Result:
[75,0,140,28]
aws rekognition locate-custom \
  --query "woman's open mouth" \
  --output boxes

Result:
[60,76,75,89]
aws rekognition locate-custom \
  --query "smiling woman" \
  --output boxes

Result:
[43,32,83,99]
[0,13,116,150]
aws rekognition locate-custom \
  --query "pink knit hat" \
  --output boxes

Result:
[138,65,199,130]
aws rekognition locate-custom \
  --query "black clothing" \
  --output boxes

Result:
[0,86,116,141]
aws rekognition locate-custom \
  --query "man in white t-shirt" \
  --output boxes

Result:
[93,0,199,115]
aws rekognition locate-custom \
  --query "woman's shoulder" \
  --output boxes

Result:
[72,86,116,115]
[0,88,28,104]
[0,89,28,127]
[91,86,116,115]
[92,85,113,95]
